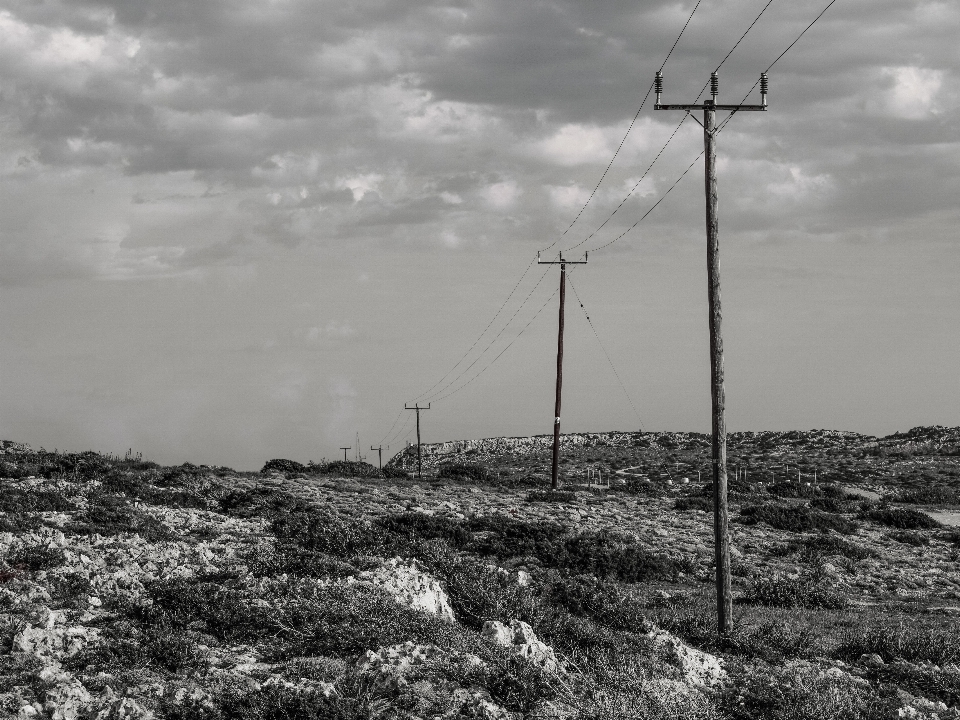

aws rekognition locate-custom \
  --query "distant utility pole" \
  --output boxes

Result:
[655,70,768,641]
[340,447,351,462]
[537,251,588,489]
[404,403,431,480]
[370,445,384,470]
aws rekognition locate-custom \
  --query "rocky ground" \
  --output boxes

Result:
[1,431,959,719]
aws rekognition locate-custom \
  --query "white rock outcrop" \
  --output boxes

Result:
[358,557,455,621]
[482,620,562,674]
[645,628,726,688]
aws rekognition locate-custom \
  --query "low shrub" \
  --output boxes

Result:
[0,487,75,513]
[382,465,410,479]
[738,503,858,534]
[717,659,892,720]
[772,534,876,562]
[271,510,388,557]
[740,568,849,610]
[868,661,960,708]
[547,573,648,633]
[67,620,209,676]
[860,506,940,530]
[265,583,471,659]
[261,458,306,474]
[888,530,930,546]
[314,460,382,478]
[375,512,472,549]
[416,544,543,629]
[893,486,960,505]
[833,621,960,666]
[219,487,309,519]
[64,493,173,541]
[245,546,361,580]
[526,489,577,503]
[438,463,488,483]
[4,543,66,572]
[160,679,370,720]
[674,496,713,512]
[0,513,43,533]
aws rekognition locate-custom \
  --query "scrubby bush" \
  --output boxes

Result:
[893,486,960,505]
[0,487,75,513]
[833,620,960,666]
[382,465,410,479]
[315,460,382,478]
[64,492,173,541]
[219,487,309,519]
[416,543,543,629]
[438,462,488,483]
[261,458,306,474]
[868,660,960,708]
[271,510,387,557]
[717,659,892,720]
[772,534,876,562]
[67,620,209,676]
[0,513,43,533]
[376,511,472,549]
[526,489,577,503]
[674,496,713,512]
[245,546,362,580]
[740,567,849,610]
[738,503,858,534]
[888,530,930,546]
[860,506,940,530]
[161,682,371,720]
[4,543,66,572]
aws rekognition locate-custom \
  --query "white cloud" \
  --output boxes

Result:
[336,173,384,202]
[481,180,520,209]
[883,66,943,119]
[534,123,612,166]
[548,183,589,209]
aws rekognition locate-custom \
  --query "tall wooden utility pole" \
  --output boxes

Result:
[404,403,430,480]
[655,70,768,640]
[371,445,384,470]
[340,447,351,462]
[537,252,588,489]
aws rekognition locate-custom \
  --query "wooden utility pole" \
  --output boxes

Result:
[371,445,384,470]
[404,404,430,480]
[340,447,351,462]
[537,252,588,489]
[655,70,768,640]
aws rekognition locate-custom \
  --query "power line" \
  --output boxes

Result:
[563,0,777,257]
[764,0,841,74]
[586,151,704,254]
[539,0,705,254]
[714,0,777,73]
[716,0,842,134]
[419,265,554,403]
[377,407,404,446]
[561,115,690,255]
[566,273,644,430]
[431,285,561,404]
[411,254,538,402]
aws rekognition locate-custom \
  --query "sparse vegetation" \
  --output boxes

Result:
[2,429,960,718]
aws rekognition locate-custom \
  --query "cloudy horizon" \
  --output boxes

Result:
[1,0,958,470]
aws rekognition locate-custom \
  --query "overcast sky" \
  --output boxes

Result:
[0,0,957,469]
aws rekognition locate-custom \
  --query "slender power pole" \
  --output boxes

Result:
[655,70,768,640]
[404,404,430,480]
[537,252,587,489]
[371,445,383,470]
[340,447,351,462]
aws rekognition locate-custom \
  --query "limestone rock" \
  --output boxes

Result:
[482,620,561,674]
[645,628,725,688]
[358,558,455,621]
